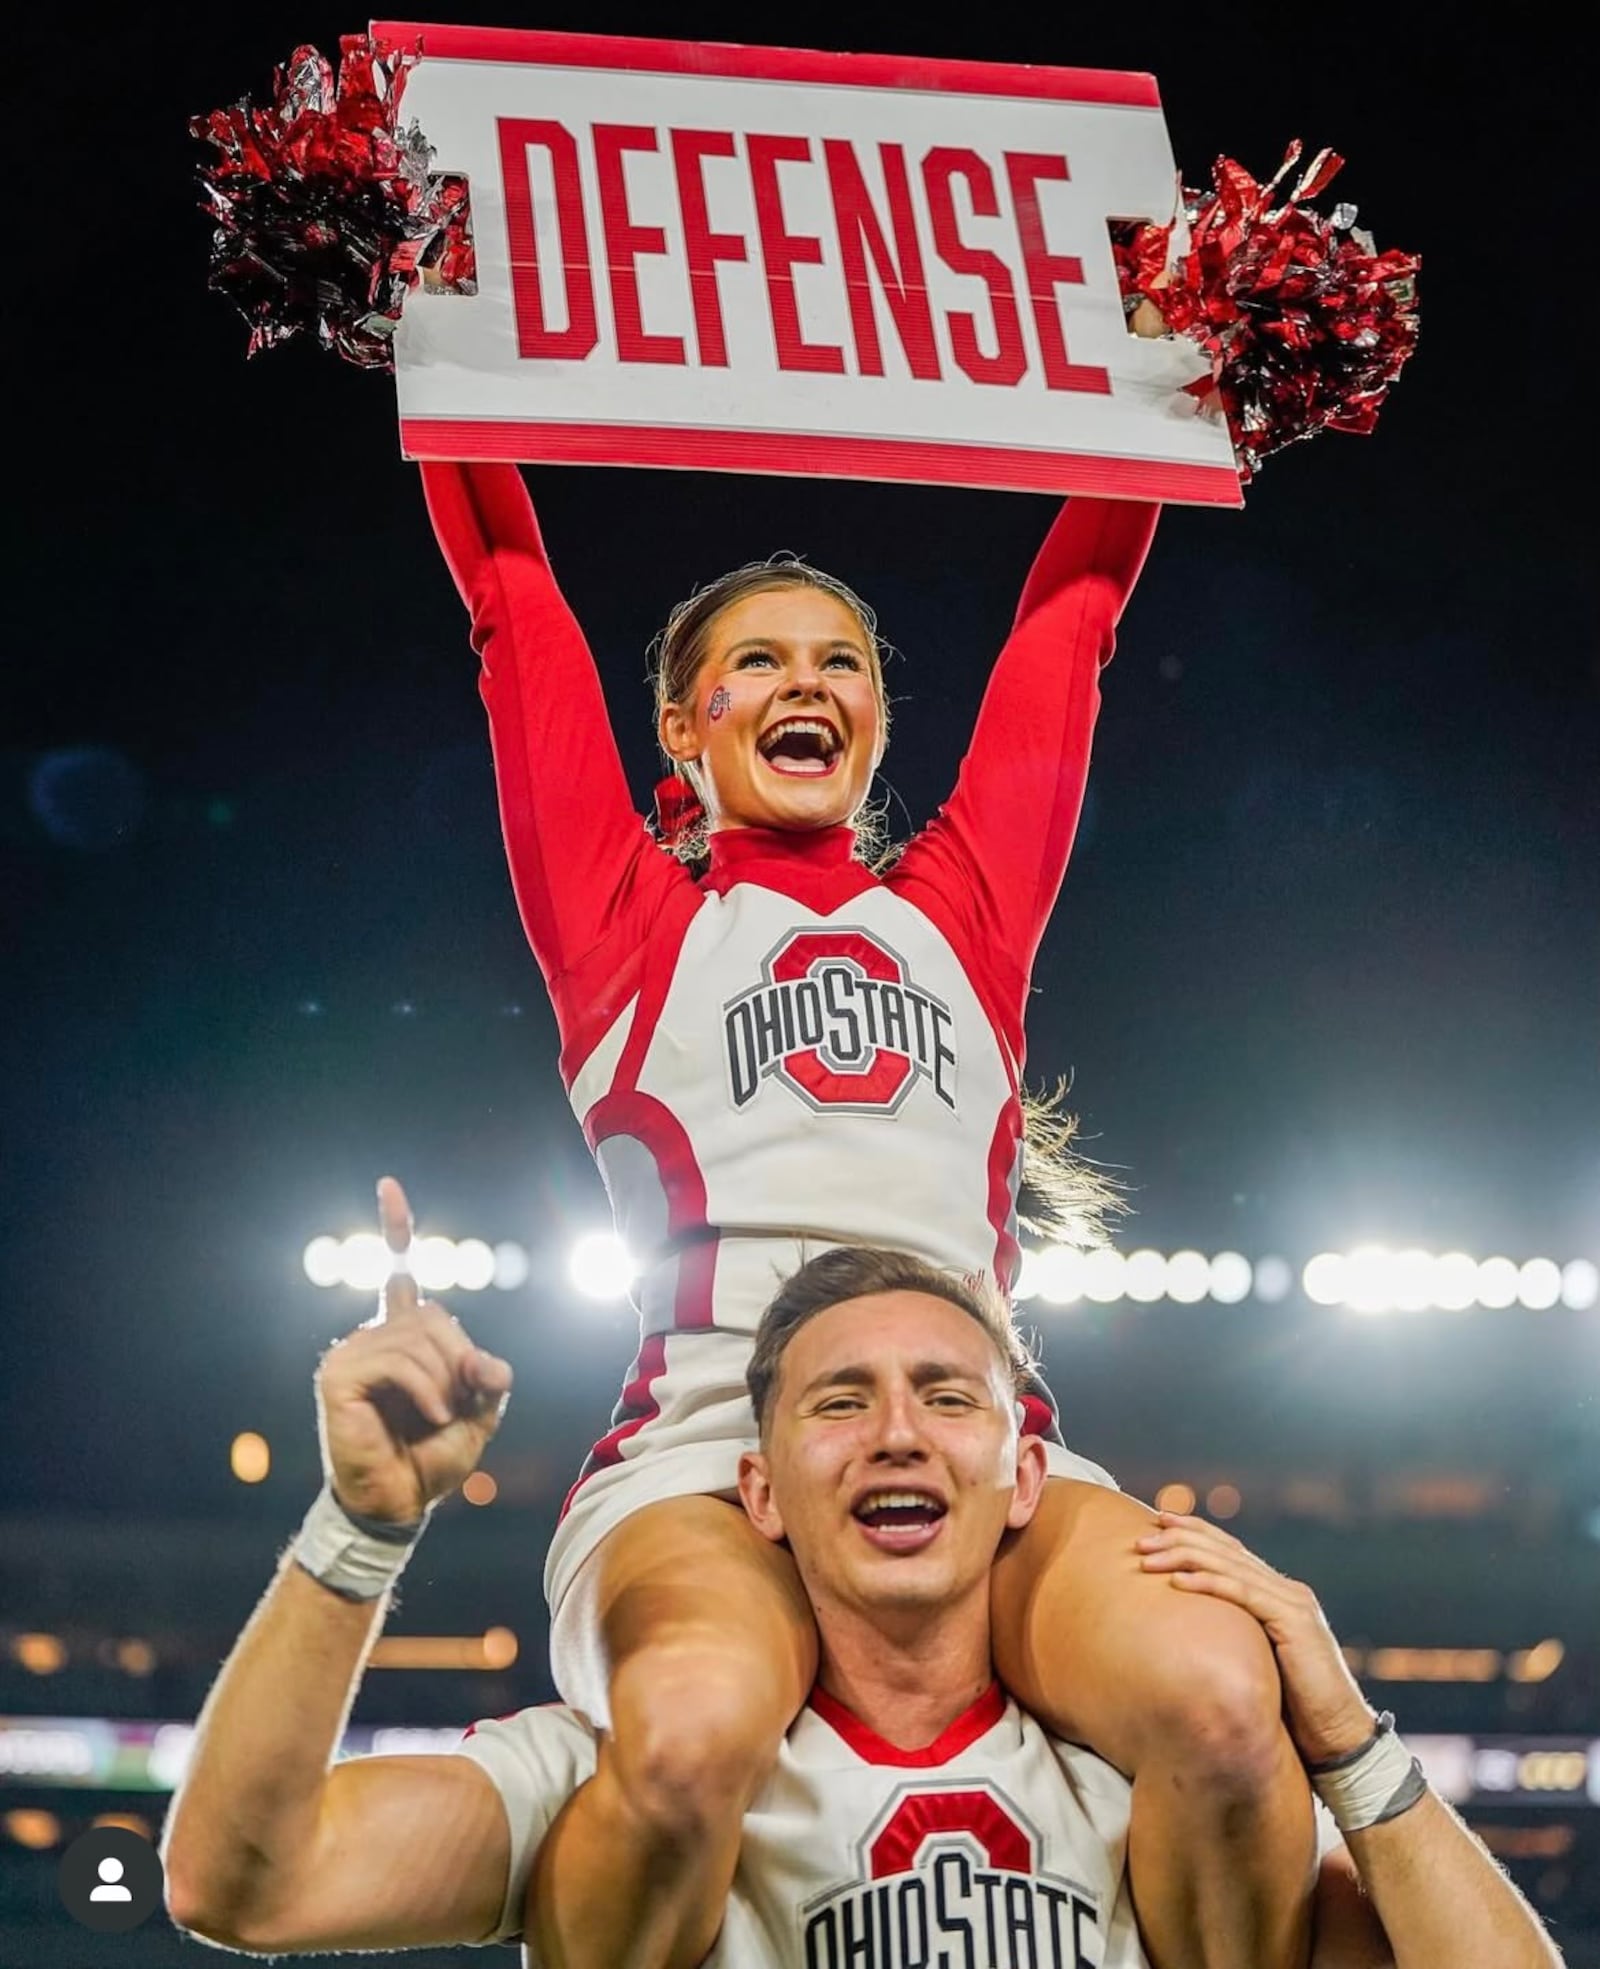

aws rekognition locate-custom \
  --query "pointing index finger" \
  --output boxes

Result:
[376,1175,418,1318]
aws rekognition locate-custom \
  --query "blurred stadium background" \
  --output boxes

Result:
[5,3,1596,1964]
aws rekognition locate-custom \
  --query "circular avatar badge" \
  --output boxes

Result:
[58,1824,165,1933]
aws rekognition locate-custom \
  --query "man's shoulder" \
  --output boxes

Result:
[454,1702,599,1790]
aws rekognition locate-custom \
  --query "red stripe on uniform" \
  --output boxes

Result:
[983,1098,1023,1294]
[560,1331,669,1518]
[810,1679,1008,1768]
[583,1092,719,1330]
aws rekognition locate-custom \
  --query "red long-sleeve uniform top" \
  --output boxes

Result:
[423,463,1156,1341]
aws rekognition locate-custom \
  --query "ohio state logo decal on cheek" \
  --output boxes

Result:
[723,928,957,1116]
[804,1785,1105,1969]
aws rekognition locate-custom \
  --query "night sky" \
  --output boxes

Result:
[4,5,1595,1540]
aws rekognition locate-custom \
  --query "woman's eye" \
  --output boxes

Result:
[825,651,863,670]
[735,649,778,669]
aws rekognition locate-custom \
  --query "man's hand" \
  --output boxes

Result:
[1137,1511,1378,1766]
[315,1177,513,1525]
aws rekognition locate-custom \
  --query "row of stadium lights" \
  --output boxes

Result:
[223,1431,502,1510]
[303,1232,1598,1315]
[6,1628,517,1684]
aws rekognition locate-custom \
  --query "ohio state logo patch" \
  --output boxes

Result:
[803,1783,1105,1969]
[723,928,957,1116]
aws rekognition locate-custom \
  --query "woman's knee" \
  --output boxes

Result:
[606,1636,795,1828]
[1136,1612,1288,1794]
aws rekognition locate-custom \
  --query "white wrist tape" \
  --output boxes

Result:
[1310,1714,1428,1834]
[292,1484,428,1602]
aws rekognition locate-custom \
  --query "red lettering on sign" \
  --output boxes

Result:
[1004,153,1111,396]
[670,128,748,368]
[921,148,1027,388]
[823,140,941,382]
[498,118,599,361]
[593,124,687,366]
[746,133,846,375]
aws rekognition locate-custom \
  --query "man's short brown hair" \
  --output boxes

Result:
[746,1246,1036,1435]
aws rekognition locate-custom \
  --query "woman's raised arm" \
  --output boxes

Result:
[893,496,1159,1046]
[420,461,676,992]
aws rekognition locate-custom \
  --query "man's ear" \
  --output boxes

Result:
[737,1447,786,1545]
[658,697,701,765]
[1005,1432,1049,1533]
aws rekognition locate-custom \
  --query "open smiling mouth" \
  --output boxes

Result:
[757,718,843,777]
[851,1489,949,1553]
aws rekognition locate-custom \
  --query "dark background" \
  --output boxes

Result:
[4,4,1596,1964]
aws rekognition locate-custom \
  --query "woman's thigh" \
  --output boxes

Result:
[991,1478,1283,1777]
[551,1493,818,1729]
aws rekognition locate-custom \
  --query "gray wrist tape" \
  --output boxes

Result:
[1310,1713,1429,1834]
[292,1484,428,1602]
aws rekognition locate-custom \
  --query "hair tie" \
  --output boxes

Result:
[653,776,705,847]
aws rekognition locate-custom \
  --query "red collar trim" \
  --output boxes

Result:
[807,1680,1007,1767]
[707,824,857,873]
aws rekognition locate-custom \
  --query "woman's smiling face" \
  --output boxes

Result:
[657,584,885,834]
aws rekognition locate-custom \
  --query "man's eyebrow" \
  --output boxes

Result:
[796,1360,992,1402]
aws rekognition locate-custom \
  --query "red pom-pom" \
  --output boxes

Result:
[192,36,476,369]
[1112,142,1420,479]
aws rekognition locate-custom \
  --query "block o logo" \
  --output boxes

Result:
[723,928,958,1115]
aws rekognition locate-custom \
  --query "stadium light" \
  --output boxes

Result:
[301,1225,1598,1315]
[568,1232,637,1301]
[1028,1245,1085,1306]
[1253,1255,1292,1303]
[1474,1257,1519,1310]
[1562,1259,1599,1310]
[1208,1252,1253,1305]
[302,1232,527,1291]
[1433,1251,1479,1312]
[337,1233,390,1293]
[1164,1251,1211,1305]
[456,1239,496,1291]
[1081,1247,1126,1304]
[1516,1259,1562,1310]
[302,1236,343,1287]
[411,1235,461,1294]
[492,1241,531,1291]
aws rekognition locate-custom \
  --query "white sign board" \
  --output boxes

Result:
[377,23,1242,504]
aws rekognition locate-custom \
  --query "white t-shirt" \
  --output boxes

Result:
[458,1680,1147,1966]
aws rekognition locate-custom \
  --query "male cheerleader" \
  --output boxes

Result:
[163,1183,1562,1967]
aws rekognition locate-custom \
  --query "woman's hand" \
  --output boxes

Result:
[314,1178,513,1525]
[1137,1511,1378,1766]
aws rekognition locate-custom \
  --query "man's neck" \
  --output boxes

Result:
[811,1581,996,1752]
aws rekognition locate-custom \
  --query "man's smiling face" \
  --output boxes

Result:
[738,1290,1046,1626]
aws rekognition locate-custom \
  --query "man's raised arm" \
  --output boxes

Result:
[1138,1512,1565,1969]
[162,1178,518,1955]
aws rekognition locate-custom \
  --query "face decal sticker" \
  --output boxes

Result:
[708,685,732,721]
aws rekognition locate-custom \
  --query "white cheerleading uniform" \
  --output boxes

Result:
[424,465,1159,1613]
[458,1682,1148,1968]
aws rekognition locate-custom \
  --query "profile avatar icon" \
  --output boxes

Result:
[59,1824,163,1931]
[91,1855,133,1902]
